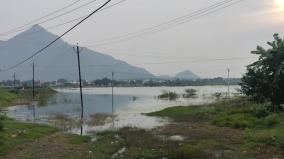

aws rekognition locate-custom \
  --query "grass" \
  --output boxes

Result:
[90,128,168,159]
[0,117,57,156]
[0,88,19,107]
[148,105,216,122]
[1,93,284,158]
[147,98,284,157]
[0,87,56,108]
[66,134,91,145]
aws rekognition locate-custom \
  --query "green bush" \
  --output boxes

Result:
[0,122,3,132]
[158,91,179,100]
[183,89,197,98]
[260,114,281,127]
[252,105,270,118]
[0,115,5,132]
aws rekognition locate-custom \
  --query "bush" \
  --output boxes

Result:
[252,105,270,118]
[183,89,197,98]
[260,114,281,127]
[158,91,179,100]
[0,115,4,132]
[0,122,3,132]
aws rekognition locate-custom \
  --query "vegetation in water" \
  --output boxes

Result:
[158,91,179,100]
[183,88,197,98]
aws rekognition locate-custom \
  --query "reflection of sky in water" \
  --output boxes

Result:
[8,86,239,132]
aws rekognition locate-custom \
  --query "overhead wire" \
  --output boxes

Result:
[0,0,83,36]
[1,0,127,41]
[83,0,244,47]
[0,0,112,72]
[1,0,98,37]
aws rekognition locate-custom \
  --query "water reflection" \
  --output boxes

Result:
[7,86,239,133]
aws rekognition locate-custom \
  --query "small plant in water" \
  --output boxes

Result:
[158,91,179,100]
[183,89,197,98]
[212,92,223,100]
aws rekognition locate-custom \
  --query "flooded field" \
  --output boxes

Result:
[7,86,239,134]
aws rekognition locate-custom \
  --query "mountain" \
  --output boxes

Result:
[0,25,154,81]
[175,70,200,80]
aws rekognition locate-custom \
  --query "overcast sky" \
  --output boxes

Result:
[0,0,284,78]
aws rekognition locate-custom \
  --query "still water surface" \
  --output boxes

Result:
[7,86,239,133]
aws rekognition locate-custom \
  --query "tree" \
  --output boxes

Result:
[240,34,284,111]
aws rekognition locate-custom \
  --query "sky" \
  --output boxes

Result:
[0,0,284,78]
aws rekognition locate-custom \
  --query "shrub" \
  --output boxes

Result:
[261,114,281,127]
[183,89,197,98]
[252,105,270,118]
[0,122,3,132]
[0,115,5,132]
[158,91,179,100]
[212,92,223,100]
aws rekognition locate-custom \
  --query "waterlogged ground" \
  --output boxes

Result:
[7,86,239,133]
[3,99,284,159]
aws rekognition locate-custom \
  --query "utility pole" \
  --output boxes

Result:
[13,72,16,89]
[32,62,36,121]
[32,62,35,100]
[227,68,231,98]
[111,71,114,128]
[75,43,84,135]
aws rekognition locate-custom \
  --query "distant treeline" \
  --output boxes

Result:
[0,77,240,88]
[59,77,240,87]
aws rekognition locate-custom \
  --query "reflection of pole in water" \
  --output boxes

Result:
[32,61,36,121]
[227,68,231,98]
[111,71,115,128]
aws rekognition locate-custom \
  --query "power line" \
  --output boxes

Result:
[0,0,112,72]
[0,0,83,36]
[1,0,127,41]
[1,0,98,37]
[2,0,100,35]
[23,56,252,69]
[83,0,244,47]
[82,57,252,67]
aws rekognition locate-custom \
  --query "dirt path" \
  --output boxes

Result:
[2,133,90,159]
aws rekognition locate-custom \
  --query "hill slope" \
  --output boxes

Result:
[175,70,200,80]
[0,25,154,81]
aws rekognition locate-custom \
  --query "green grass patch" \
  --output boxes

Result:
[66,134,91,145]
[0,88,56,108]
[0,88,19,107]
[0,118,57,156]
[170,140,218,159]
[90,131,123,159]
[246,126,284,148]
[148,98,284,150]
[147,106,216,122]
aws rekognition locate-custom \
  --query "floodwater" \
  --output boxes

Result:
[7,86,239,134]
